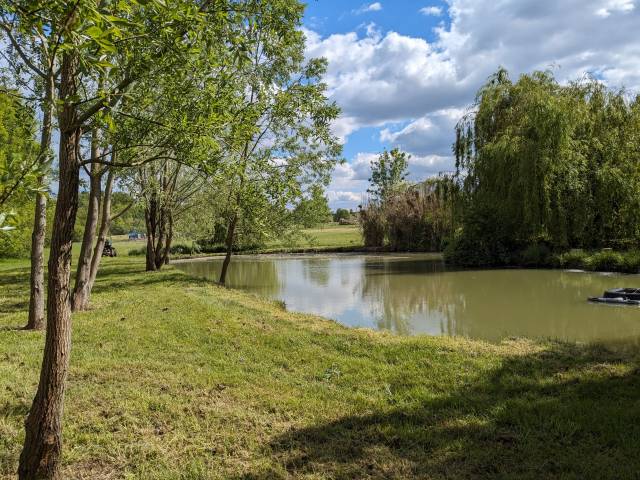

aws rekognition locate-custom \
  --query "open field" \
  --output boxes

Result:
[2,255,640,478]
[276,224,363,250]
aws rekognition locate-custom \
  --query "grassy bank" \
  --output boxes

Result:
[2,256,640,479]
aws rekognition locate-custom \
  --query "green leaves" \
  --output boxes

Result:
[368,148,409,203]
[0,211,16,232]
[453,68,640,260]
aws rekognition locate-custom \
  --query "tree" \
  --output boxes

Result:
[137,160,204,270]
[1,9,59,330]
[293,185,332,228]
[367,148,409,202]
[5,1,231,477]
[0,91,41,258]
[333,208,351,223]
[0,90,39,210]
[215,4,342,284]
[448,68,640,266]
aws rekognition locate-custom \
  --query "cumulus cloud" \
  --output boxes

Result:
[420,6,443,16]
[354,2,383,14]
[308,0,640,134]
[380,109,463,156]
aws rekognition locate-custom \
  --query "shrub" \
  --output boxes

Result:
[585,250,624,272]
[620,251,640,274]
[359,203,385,247]
[556,250,588,269]
[170,243,201,255]
[519,243,553,267]
[128,246,146,256]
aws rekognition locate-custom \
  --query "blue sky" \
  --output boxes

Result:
[304,0,640,209]
[304,0,448,42]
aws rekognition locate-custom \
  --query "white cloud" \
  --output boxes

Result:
[380,108,464,156]
[308,0,640,207]
[595,0,635,17]
[420,6,443,16]
[354,2,383,14]
[307,0,640,135]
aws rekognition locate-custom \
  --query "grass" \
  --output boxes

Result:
[292,224,363,249]
[2,254,640,478]
[263,223,363,252]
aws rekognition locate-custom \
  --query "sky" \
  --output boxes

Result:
[302,0,640,210]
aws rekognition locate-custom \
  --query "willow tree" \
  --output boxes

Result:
[450,68,640,266]
[215,2,342,283]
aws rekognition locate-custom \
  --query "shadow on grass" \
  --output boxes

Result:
[89,263,193,294]
[243,343,640,479]
[0,267,31,315]
[0,259,190,323]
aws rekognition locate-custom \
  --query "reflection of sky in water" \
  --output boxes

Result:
[176,254,640,345]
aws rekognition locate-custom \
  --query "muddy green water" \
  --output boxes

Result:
[175,254,640,344]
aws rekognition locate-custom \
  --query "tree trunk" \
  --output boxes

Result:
[72,131,101,311]
[19,51,81,480]
[219,213,238,285]
[86,167,115,297]
[25,73,55,331]
[26,191,47,330]
[145,202,157,271]
[162,209,173,265]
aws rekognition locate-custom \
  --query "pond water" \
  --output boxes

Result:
[175,254,640,344]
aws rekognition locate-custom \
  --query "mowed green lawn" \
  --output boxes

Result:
[268,223,363,251]
[297,224,362,248]
[1,254,640,478]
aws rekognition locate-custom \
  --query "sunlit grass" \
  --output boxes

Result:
[268,223,363,250]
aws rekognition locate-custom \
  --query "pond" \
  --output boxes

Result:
[175,253,640,344]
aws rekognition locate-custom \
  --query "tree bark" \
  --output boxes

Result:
[219,213,238,285]
[72,131,102,311]
[162,208,173,265]
[145,200,158,271]
[26,191,47,330]
[86,167,115,297]
[25,73,55,331]
[19,51,81,480]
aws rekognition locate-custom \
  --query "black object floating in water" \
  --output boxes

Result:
[589,288,640,306]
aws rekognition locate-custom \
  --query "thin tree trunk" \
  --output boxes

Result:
[86,166,115,297]
[145,203,157,271]
[26,191,47,330]
[154,208,166,270]
[72,130,101,311]
[19,51,81,480]
[26,73,55,331]
[162,209,173,265]
[219,213,238,285]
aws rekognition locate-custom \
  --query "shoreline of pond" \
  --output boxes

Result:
[170,247,640,277]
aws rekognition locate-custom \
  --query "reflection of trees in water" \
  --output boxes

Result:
[301,257,331,287]
[359,258,464,335]
[359,262,640,342]
[430,270,640,342]
[178,259,281,297]
[180,258,640,343]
